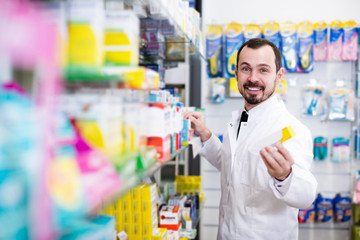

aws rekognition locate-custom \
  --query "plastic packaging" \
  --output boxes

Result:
[313,21,328,61]
[211,78,226,103]
[224,22,243,78]
[302,84,326,117]
[328,20,343,61]
[280,22,298,73]
[206,25,223,78]
[313,136,328,161]
[333,193,352,223]
[315,193,333,223]
[332,137,350,162]
[297,21,314,72]
[262,21,281,49]
[342,20,358,61]
[298,201,315,224]
[328,88,355,121]
[244,24,262,42]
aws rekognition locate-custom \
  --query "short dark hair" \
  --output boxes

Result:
[236,38,282,72]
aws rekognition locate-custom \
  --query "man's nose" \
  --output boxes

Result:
[248,70,259,82]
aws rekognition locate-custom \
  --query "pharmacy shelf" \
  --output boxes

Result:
[104,0,205,60]
[91,145,190,214]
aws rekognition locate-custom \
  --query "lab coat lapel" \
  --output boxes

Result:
[227,110,241,161]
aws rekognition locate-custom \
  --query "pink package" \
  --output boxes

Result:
[328,21,343,61]
[342,21,358,61]
[313,22,328,61]
[75,132,122,210]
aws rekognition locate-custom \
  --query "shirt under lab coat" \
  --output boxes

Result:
[199,94,318,240]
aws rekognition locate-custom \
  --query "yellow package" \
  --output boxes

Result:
[262,21,280,48]
[224,22,243,78]
[104,10,139,66]
[244,24,261,41]
[67,0,104,68]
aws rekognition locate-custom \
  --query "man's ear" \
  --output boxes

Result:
[235,65,238,80]
[276,67,285,85]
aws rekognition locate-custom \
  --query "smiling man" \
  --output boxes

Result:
[184,38,317,239]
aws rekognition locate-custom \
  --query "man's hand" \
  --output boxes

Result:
[259,142,294,181]
[184,111,212,142]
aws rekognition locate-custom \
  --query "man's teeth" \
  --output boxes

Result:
[248,87,260,90]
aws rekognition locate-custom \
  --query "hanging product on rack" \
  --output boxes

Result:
[275,78,288,102]
[333,193,352,223]
[315,193,333,223]
[262,21,281,49]
[243,23,262,42]
[328,87,355,121]
[313,136,328,161]
[328,20,344,61]
[298,202,315,224]
[342,20,358,61]
[206,24,223,78]
[301,81,326,117]
[224,22,243,79]
[211,78,226,103]
[297,21,314,73]
[314,21,328,61]
[280,21,298,73]
[332,137,351,162]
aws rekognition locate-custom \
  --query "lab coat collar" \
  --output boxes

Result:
[231,94,281,124]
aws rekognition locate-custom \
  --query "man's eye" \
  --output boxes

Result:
[260,68,268,73]
[242,67,250,72]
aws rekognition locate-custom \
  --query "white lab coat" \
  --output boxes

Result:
[200,94,317,240]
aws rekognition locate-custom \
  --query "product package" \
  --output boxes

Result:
[315,193,333,223]
[313,136,328,161]
[302,84,326,117]
[145,103,171,161]
[206,25,223,78]
[244,24,262,42]
[104,10,140,66]
[298,201,315,224]
[0,169,29,239]
[275,79,288,103]
[49,113,86,230]
[67,0,104,77]
[211,78,226,103]
[342,20,358,61]
[262,21,281,49]
[328,88,355,121]
[280,22,298,73]
[229,77,242,97]
[332,137,350,162]
[328,20,344,61]
[313,21,328,61]
[224,22,244,78]
[297,21,314,73]
[333,193,352,223]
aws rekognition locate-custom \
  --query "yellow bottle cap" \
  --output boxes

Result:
[280,126,296,143]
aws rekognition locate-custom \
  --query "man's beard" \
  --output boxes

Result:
[240,82,276,105]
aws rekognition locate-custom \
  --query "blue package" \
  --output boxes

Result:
[315,193,333,222]
[206,25,223,78]
[0,169,29,240]
[332,137,350,162]
[224,22,244,78]
[313,136,328,160]
[298,201,315,224]
[333,193,352,223]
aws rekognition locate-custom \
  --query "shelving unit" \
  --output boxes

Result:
[0,0,204,239]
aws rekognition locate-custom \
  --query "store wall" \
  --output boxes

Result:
[199,1,360,240]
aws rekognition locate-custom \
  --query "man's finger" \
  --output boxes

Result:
[275,143,294,165]
[260,147,281,171]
